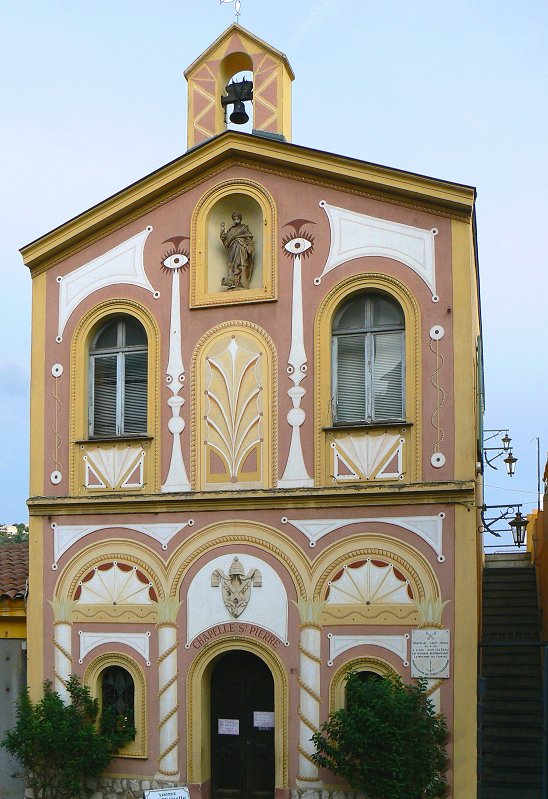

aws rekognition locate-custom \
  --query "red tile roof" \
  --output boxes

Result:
[0,544,29,599]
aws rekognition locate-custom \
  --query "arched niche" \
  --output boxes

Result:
[190,179,277,307]
[207,193,263,292]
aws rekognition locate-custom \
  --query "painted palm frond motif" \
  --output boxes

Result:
[204,336,263,482]
[326,559,413,605]
[76,562,155,604]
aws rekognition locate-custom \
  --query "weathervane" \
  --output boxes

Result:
[220,0,242,24]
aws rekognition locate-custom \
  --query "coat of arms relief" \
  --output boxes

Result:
[211,556,262,618]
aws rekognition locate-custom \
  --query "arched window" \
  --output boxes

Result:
[345,670,384,710]
[332,293,405,424]
[89,316,147,438]
[101,665,135,734]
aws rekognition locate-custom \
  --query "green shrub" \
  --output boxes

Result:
[312,672,449,799]
[1,675,135,799]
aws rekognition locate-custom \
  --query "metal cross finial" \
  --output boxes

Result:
[220,0,242,23]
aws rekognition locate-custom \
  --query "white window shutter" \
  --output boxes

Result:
[336,334,366,422]
[372,331,404,420]
[123,351,148,435]
[92,355,118,437]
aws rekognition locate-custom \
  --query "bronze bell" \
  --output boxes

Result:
[229,100,249,125]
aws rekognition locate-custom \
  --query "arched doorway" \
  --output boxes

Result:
[210,650,275,799]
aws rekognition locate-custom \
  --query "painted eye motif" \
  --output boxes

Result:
[284,237,313,255]
[162,252,188,270]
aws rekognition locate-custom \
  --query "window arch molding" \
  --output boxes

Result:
[69,299,161,493]
[314,273,421,484]
[84,651,146,758]
[186,637,289,787]
[329,656,399,712]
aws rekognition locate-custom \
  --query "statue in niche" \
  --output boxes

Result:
[220,211,254,290]
[211,556,262,618]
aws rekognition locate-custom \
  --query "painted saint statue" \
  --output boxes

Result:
[220,211,254,290]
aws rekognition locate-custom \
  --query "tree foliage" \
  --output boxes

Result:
[312,672,449,799]
[1,675,135,799]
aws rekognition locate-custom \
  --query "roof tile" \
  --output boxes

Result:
[0,544,29,599]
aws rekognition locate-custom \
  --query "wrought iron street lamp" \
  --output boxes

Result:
[479,503,528,547]
[483,428,518,477]
[508,511,528,548]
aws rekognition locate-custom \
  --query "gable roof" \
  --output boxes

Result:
[184,23,294,80]
[0,543,29,600]
[20,130,476,277]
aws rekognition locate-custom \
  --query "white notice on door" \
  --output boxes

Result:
[253,711,275,729]
[218,718,239,735]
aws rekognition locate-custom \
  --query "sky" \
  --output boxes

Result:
[1,0,546,547]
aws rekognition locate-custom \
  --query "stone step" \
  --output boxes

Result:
[484,553,532,569]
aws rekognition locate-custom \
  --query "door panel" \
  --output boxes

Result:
[211,651,275,799]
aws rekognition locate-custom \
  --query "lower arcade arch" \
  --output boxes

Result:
[186,638,288,789]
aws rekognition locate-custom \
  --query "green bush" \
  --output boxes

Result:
[1,675,135,799]
[312,672,449,799]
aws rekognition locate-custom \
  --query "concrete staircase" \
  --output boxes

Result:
[479,551,544,799]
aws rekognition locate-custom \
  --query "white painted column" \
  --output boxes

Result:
[295,599,324,789]
[279,248,314,488]
[162,265,191,492]
[155,599,181,780]
[49,598,76,703]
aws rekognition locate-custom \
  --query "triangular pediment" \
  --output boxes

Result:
[21,131,475,276]
[184,24,294,80]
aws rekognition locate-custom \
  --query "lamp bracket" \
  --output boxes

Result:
[479,503,523,537]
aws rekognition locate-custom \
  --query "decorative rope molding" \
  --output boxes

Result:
[169,533,306,600]
[50,363,64,485]
[314,547,426,602]
[156,599,181,779]
[313,272,422,485]
[295,599,324,788]
[189,320,278,490]
[68,298,161,495]
[66,551,165,602]
[429,326,446,468]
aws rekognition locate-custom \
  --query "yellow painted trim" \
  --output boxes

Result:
[184,24,295,81]
[69,300,161,494]
[166,519,310,601]
[190,321,278,490]
[453,503,478,799]
[452,220,479,481]
[0,618,26,638]
[53,538,167,604]
[186,637,288,787]
[21,134,475,278]
[311,533,441,605]
[28,479,476,516]
[190,179,277,307]
[329,656,399,712]
[27,517,44,700]
[30,271,46,496]
[314,273,422,485]
[84,651,147,758]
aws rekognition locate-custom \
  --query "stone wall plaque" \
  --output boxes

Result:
[411,629,450,678]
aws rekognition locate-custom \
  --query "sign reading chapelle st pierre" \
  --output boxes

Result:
[411,629,451,678]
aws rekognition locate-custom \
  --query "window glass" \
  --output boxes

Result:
[94,320,118,350]
[89,316,147,437]
[332,293,405,424]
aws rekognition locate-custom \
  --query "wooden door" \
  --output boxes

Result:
[211,650,275,799]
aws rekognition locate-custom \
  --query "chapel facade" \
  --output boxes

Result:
[24,25,481,799]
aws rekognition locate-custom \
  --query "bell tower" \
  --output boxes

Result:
[184,24,294,149]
